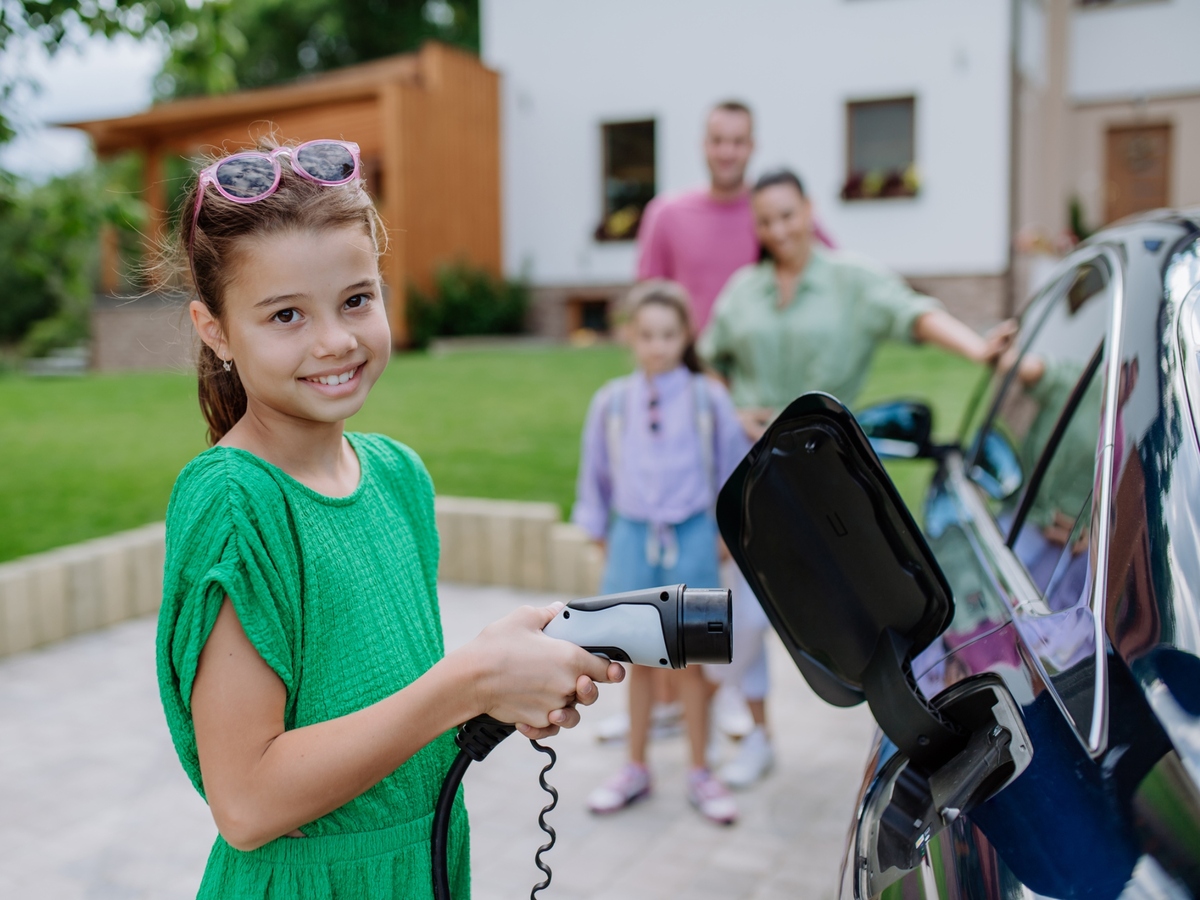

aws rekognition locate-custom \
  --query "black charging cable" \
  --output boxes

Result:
[431,714,560,900]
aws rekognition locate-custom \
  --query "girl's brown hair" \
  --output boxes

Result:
[623,279,703,373]
[171,136,385,445]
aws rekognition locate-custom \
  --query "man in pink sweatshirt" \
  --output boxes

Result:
[636,100,760,334]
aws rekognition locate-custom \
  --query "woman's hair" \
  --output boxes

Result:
[168,137,385,445]
[752,169,807,263]
[622,279,702,373]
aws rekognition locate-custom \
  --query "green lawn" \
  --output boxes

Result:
[0,343,983,564]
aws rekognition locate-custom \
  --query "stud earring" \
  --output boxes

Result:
[223,358,232,373]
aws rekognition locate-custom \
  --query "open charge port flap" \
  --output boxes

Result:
[859,676,1034,896]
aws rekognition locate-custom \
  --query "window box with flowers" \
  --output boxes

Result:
[841,164,920,201]
[842,97,918,202]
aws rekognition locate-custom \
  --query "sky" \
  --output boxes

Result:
[0,34,164,181]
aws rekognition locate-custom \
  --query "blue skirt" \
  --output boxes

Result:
[601,511,722,594]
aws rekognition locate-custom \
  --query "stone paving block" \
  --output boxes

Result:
[549,523,589,596]
[457,510,487,584]
[61,546,103,637]
[0,563,35,656]
[30,561,69,646]
[98,538,133,627]
[129,528,165,617]
[485,505,518,587]
[434,504,461,582]
[579,540,604,596]
[515,503,558,592]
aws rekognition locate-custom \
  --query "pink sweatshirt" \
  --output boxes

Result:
[636,189,758,333]
[637,188,836,332]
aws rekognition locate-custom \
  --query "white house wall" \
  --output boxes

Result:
[481,0,1012,286]
[1070,0,1200,102]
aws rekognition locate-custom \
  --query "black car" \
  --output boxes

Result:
[717,208,1200,899]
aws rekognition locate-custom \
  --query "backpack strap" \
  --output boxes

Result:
[692,374,716,497]
[605,376,631,479]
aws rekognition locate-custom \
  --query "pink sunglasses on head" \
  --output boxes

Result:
[189,139,362,246]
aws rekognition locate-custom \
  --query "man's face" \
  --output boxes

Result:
[704,109,754,192]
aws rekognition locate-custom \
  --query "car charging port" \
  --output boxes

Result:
[857,674,1033,897]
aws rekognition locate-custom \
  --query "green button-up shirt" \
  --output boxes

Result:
[697,250,940,410]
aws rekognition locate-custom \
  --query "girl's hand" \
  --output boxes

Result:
[454,603,625,735]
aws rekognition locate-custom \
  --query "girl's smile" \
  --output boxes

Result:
[300,362,365,392]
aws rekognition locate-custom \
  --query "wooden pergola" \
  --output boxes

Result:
[64,42,501,346]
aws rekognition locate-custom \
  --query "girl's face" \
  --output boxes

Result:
[630,302,689,376]
[753,183,813,267]
[196,224,390,433]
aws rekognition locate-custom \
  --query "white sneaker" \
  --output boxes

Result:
[712,686,755,738]
[718,726,773,788]
[587,762,652,813]
[687,768,738,825]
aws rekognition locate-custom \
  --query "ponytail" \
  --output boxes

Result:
[196,342,247,446]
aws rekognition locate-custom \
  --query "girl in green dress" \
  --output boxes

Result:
[157,138,624,899]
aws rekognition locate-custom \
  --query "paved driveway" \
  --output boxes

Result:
[0,583,875,899]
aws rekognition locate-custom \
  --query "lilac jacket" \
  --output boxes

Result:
[571,366,751,540]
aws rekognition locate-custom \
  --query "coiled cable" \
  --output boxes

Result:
[529,739,558,899]
[432,716,562,900]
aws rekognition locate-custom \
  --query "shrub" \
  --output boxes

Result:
[0,157,144,349]
[406,261,529,349]
[21,312,90,359]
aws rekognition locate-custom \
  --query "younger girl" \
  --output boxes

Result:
[156,137,623,899]
[573,280,748,825]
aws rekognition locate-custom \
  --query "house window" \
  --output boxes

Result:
[842,97,918,201]
[596,120,655,241]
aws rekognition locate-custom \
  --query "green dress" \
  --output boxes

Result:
[156,433,469,899]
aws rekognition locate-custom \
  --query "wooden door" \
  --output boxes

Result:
[1105,124,1171,223]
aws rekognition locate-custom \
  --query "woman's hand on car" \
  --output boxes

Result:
[980,319,1019,366]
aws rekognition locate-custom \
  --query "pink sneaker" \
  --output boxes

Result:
[587,763,652,814]
[687,768,738,825]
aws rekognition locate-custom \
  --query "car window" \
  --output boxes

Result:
[957,268,1073,448]
[964,256,1113,746]
[969,257,1113,528]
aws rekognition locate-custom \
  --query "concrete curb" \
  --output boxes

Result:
[0,499,601,660]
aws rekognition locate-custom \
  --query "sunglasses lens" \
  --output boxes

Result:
[214,155,277,199]
[295,142,356,183]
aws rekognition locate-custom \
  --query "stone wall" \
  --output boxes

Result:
[0,499,602,660]
[90,293,195,373]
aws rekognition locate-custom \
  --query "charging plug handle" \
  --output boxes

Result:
[545,584,732,668]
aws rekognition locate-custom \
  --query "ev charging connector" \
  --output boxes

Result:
[431,583,733,900]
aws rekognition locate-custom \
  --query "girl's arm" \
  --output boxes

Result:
[192,598,622,852]
[913,310,1017,365]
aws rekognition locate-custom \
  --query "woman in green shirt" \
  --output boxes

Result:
[699,169,1014,439]
[697,169,1013,786]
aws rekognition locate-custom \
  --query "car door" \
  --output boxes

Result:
[850,249,1128,899]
